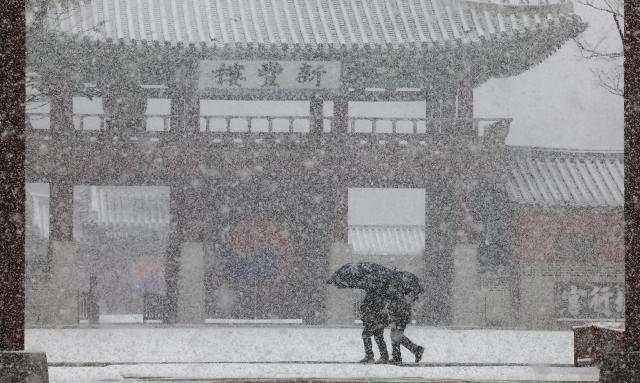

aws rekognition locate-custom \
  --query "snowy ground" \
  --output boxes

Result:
[25,326,599,382]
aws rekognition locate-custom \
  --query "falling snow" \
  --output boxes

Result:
[0,0,632,382]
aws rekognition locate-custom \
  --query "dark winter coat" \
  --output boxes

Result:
[360,289,388,328]
[386,283,413,325]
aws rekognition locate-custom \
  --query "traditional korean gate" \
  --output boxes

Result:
[24,0,585,326]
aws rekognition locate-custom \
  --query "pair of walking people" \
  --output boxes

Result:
[360,279,424,365]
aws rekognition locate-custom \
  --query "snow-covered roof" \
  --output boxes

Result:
[42,0,581,50]
[79,186,170,230]
[506,147,623,208]
[349,225,425,255]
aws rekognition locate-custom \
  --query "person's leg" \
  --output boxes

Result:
[397,320,424,363]
[400,335,419,353]
[400,336,424,362]
[360,327,375,363]
[390,324,403,364]
[373,328,388,363]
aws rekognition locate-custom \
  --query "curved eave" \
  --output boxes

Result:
[38,0,585,61]
[477,15,587,82]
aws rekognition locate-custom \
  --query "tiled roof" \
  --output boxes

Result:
[349,225,425,255]
[41,0,581,49]
[83,186,171,228]
[506,147,623,208]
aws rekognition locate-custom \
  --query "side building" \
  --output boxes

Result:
[506,147,624,328]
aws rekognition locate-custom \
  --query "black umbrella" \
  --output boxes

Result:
[389,270,424,299]
[326,262,393,291]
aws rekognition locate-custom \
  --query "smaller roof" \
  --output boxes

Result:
[349,225,425,255]
[506,147,623,208]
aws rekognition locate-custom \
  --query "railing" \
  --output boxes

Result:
[27,112,172,132]
[349,117,476,135]
[199,115,332,133]
[27,112,511,140]
[77,292,89,323]
[77,291,99,324]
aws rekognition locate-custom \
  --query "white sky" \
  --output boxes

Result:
[349,188,426,225]
[475,2,623,150]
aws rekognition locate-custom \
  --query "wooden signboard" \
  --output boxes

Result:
[199,60,341,91]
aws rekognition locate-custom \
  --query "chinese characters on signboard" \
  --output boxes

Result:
[556,283,624,319]
[199,60,341,90]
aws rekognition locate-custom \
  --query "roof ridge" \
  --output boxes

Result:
[507,145,623,156]
[349,224,425,228]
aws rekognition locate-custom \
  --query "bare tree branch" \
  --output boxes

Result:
[573,38,623,60]
[612,13,623,42]
[574,0,623,97]
[581,1,619,16]
[593,67,623,97]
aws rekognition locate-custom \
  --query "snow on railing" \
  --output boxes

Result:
[27,111,511,139]
[199,115,331,134]
[27,112,172,132]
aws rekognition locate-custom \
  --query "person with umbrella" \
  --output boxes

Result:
[358,286,389,363]
[327,262,391,364]
[386,271,425,365]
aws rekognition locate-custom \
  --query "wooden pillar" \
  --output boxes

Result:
[0,0,25,350]
[334,187,348,243]
[46,180,79,325]
[169,64,188,134]
[333,99,349,134]
[50,181,74,242]
[49,67,74,136]
[185,58,201,133]
[458,73,473,120]
[202,172,228,319]
[422,170,457,325]
[164,183,185,323]
[310,93,323,135]
[177,181,206,323]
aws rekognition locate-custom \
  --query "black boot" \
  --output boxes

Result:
[360,337,375,363]
[390,343,402,365]
[414,345,424,363]
[400,336,423,362]
[374,333,389,364]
